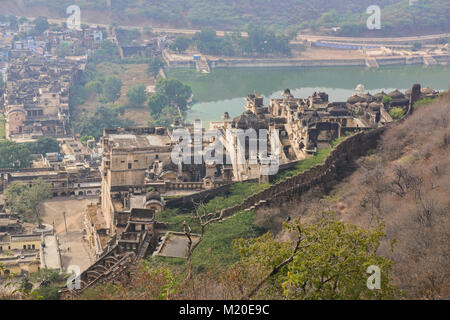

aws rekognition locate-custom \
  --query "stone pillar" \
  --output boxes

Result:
[410,84,421,107]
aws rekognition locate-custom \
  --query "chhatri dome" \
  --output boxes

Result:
[355,84,366,96]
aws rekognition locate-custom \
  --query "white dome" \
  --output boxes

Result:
[355,84,366,94]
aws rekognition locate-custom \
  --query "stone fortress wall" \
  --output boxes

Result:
[203,127,386,221]
[202,84,420,220]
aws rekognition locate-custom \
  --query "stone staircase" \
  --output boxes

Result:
[136,232,152,261]
[423,55,438,66]
[195,57,211,73]
[365,57,379,68]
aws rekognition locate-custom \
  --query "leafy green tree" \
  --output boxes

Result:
[20,277,33,294]
[102,77,122,103]
[85,80,104,96]
[194,28,235,56]
[244,24,291,56]
[90,40,120,62]
[147,57,165,77]
[4,178,52,224]
[320,10,340,26]
[126,84,147,108]
[382,96,393,104]
[148,105,183,128]
[32,16,49,34]
[25,137,59,155]
[0,77,5,96]
[55,43,72,58]
[73,105,134,139]
[412,42,422,51]
[147,93,169,115]
[155,78,192,110]
[389,107,404,120]
[235,212,399,299]
[80,135,95,146]
[170,36,191,53]
[8,16,18,30]
[0,140,32,168]
[31,269,67,300]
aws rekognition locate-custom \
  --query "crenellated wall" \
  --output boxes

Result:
[202,84,422,220]
[204,128,386,220]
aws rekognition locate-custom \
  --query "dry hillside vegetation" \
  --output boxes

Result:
[256,93,450,299]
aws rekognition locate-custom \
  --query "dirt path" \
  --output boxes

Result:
[40,198,97,272]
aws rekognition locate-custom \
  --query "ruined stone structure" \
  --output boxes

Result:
[3,55,85,141]
[59,84,433,296]
[209,88,397,182]
[100,127,234,235]
[0,167,101,196]
[61,198,168,299]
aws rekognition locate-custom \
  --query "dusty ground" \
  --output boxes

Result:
[96,63,155,105]
[167,47,367,62]
[121,108,152,126]
[74,62,155,126]
[299,48,366,60]
[40,198,97,272]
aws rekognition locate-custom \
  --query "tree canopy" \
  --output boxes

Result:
[192,25,291,57]
[72,105,134,139]
[170,36,191,53]
[155,78,192,110]
[4,178,52,224]
[0,77,5,95]
[147,57,165,77]
[234,212,399,299]
[24,137,60,155]
[148,105,183,128]
[389,107,405,120]
[126,84,147,108]
[0,140,32,169]
[32,16,49,34]
[147,92,169,115]
[102,77,123,103]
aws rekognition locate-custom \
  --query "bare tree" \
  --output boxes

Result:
[183,200,224,281]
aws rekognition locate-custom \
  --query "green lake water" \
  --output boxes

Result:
[167,66,450,126]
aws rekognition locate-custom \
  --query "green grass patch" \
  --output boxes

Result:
[191,209,266,271]
[414,97,436,108]
[272,135,348,183]
[272,147,331,183]
[0,114,6,139]
[145,255,187,268]
[154,134,350,272]
[163,194,186,200]
[156,181,269,233]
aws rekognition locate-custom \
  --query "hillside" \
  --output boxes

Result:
[2,0,449,35]
[255,93,450,299]
[75,93,449,300]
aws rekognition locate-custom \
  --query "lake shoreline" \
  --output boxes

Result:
[166,54,450,70]
[167,65,449,125]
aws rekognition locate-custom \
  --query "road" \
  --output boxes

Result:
[294,33,450,44]
[40,198,96,272]
[27,15,448,45]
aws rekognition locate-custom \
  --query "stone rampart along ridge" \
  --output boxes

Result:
[205,127,386,221]
[204,84,422,219]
